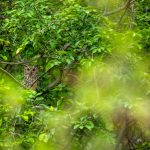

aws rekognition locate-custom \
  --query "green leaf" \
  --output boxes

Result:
[36,97,44,101]
[1,55,8,61]
[57,100,62,107]
[16,48,23,55]
[73,124,80,129]
[85,121,94,130]
[39,133,49,143]
[49,106,54,111]
[22,115,29,122]
[26,138,35,144]
[79,125,84,129]
[16,40,29,55]
[46,60,61,71]
[39,104,49,110]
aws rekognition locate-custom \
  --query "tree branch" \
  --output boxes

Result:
[103,0,134,16]
[48,74,62,88]
[0,67,26,89]
[30,68,62,89]
[30,68,50,88]
[0,60,28,65]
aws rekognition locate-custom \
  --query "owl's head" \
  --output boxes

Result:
[24,65,38,75]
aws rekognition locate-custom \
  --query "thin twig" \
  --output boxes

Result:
[30,68,62,89]
[30,68,51,88]
[0,67,26,89]
[117,6,128,26]
[0,60,28,65]
[48,74,62,88]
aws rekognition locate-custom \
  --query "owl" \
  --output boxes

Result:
[23,65,38,90]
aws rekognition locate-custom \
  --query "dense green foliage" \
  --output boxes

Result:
[0,0,150,150]
[135,0,150,51]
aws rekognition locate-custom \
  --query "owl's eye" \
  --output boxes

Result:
[32,68,36,71]
[27,68,30,71]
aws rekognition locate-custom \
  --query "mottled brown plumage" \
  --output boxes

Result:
[23,65,37,90]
